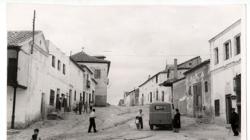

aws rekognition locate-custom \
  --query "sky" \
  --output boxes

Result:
[6,3,244,105]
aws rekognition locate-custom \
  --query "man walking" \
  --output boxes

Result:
[88,109,97,133]
[136,109,143,129]
[230,108,239,136]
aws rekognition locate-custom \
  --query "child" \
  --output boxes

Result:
[135,116,140,130]
[31,128,41,140]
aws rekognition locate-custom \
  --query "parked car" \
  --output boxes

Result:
[149,102,174,130]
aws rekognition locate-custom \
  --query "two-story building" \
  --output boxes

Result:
[184,60,212,123]
[209,19,242,127]
[160,57,202,107]
[71,51,111,106]
[7,31,96,128]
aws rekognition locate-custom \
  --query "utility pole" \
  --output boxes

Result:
[31,10,36,54]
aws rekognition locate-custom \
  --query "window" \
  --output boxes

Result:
[94,69,101,79]
[74,90,76,101]
[49,90,55,106]
[63,64,66,74]
[214,48,219,64]
[155,105,171,111]
[52,55,55,67]
[224,41,231,60]
[235,35,241,55]
[156,75,158,83]
[156,90,158,101]
[58,60,61,70]
[215,99,220,116]
[204,81,208,92]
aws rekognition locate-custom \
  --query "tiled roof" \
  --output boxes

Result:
[183,59,210,75]
[71,51,110,63]
[8,31,42,46]
[71,51,111,75]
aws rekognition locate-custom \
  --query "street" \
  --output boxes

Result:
[8,105,240,140]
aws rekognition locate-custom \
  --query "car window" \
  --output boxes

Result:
[154,105,171,111]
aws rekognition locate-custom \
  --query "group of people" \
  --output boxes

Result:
[55,94,68,112]
[73,99,94,115]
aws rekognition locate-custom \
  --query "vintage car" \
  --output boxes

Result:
[149,102,174,130]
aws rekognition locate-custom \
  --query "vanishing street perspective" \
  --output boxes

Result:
[7,4,244,140]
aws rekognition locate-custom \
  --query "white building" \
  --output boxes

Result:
[138,71,169,105]
[7,31,94,128]
[209,19,242,126]
[139,57,201,106]
[71,52,111,106]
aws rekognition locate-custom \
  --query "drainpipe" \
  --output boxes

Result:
[11,86,17,129]
[11,49,20,129]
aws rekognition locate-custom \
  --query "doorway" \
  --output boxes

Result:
[225,94,232,123]
[193,82,202,117]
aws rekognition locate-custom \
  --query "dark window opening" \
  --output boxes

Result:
[58,60,61,70]
[235,36,241,55]
[214,48,219,64]
[63,64,66,74]
[49,90,55,106]
[52,55,55,67]
[224,41,231,60]
[205,81,208,92]
[215,99,220,116]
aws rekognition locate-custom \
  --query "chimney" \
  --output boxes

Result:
[148,75,151,79]
[174,58,178,79]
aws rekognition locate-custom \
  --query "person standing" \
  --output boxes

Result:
[88,109,97,133]
[230,108,239,136]
[173,109,181,133]
[55,94,60,112]
[79,99,83,115]
[136,109,143,129]
[31,128,41,140]
[83,102,88,113]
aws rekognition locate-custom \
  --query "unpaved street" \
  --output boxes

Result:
[8,106,240,140]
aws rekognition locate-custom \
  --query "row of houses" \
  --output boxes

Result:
[121,19,242,127]
[7,31,111,128]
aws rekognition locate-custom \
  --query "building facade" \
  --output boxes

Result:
[71,52,111,106]
[209,19,242,126]
[172,78,187,115]
[7,31,94,128]
[184,60,212,122]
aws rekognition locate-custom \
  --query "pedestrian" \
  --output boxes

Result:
[31,128,41,140]
[136,109,143,129]
[88,109,97,133]
[58,97,62,111]
[79,99,83,115]
[89,102,93,113]
[83,102,88,113]
[173,109,181,133]
[230,108,239,136]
